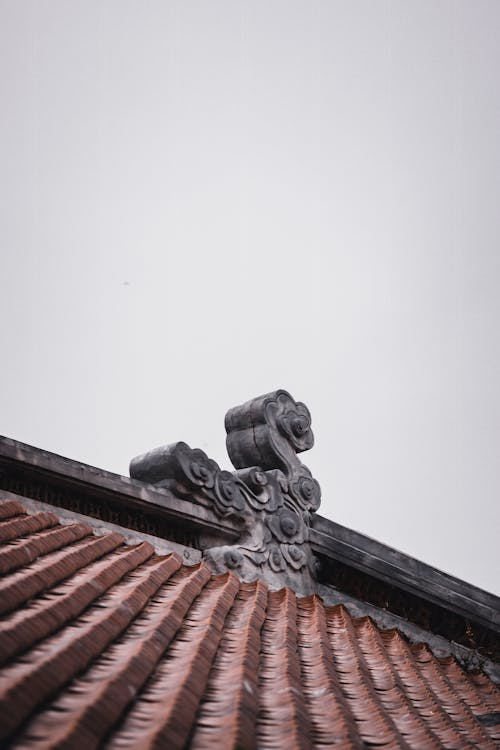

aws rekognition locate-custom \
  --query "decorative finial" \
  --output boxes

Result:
[225,389,321,512]
[129,389,321,594]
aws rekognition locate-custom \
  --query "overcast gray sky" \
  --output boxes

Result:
[1,1,499,594]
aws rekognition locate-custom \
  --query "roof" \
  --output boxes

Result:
[1,423,499,669]
[1,388,500,747]
[1,497,499,749]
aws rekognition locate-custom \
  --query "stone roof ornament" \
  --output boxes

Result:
[129,389,321,594]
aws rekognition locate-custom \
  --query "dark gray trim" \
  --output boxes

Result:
[311,515,500,634]
[0,436,239,545]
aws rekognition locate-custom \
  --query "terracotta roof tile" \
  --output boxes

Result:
[0,511,59,544]
[0,531,124,617]
[189,579,267,750]
[0,521,93,576]
[0,499,498,749]
[0,501,25,520]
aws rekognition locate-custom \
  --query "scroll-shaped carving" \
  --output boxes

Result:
[225,389,321,512]
[129,442,280,517]
[129,389,321,595]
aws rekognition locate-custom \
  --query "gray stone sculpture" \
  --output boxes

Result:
[129,389,321,594]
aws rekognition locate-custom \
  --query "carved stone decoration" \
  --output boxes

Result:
[129,389,322,595]
[129,441,269,518]
[225,389,321,512]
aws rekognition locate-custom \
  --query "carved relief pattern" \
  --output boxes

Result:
[129,389,322,594]
[225,389,321,512]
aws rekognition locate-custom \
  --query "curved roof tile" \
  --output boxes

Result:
[0,498,499,749]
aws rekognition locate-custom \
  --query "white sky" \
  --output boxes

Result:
[1,1,499,595]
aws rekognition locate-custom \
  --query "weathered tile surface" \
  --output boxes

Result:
[0,499,498,749]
